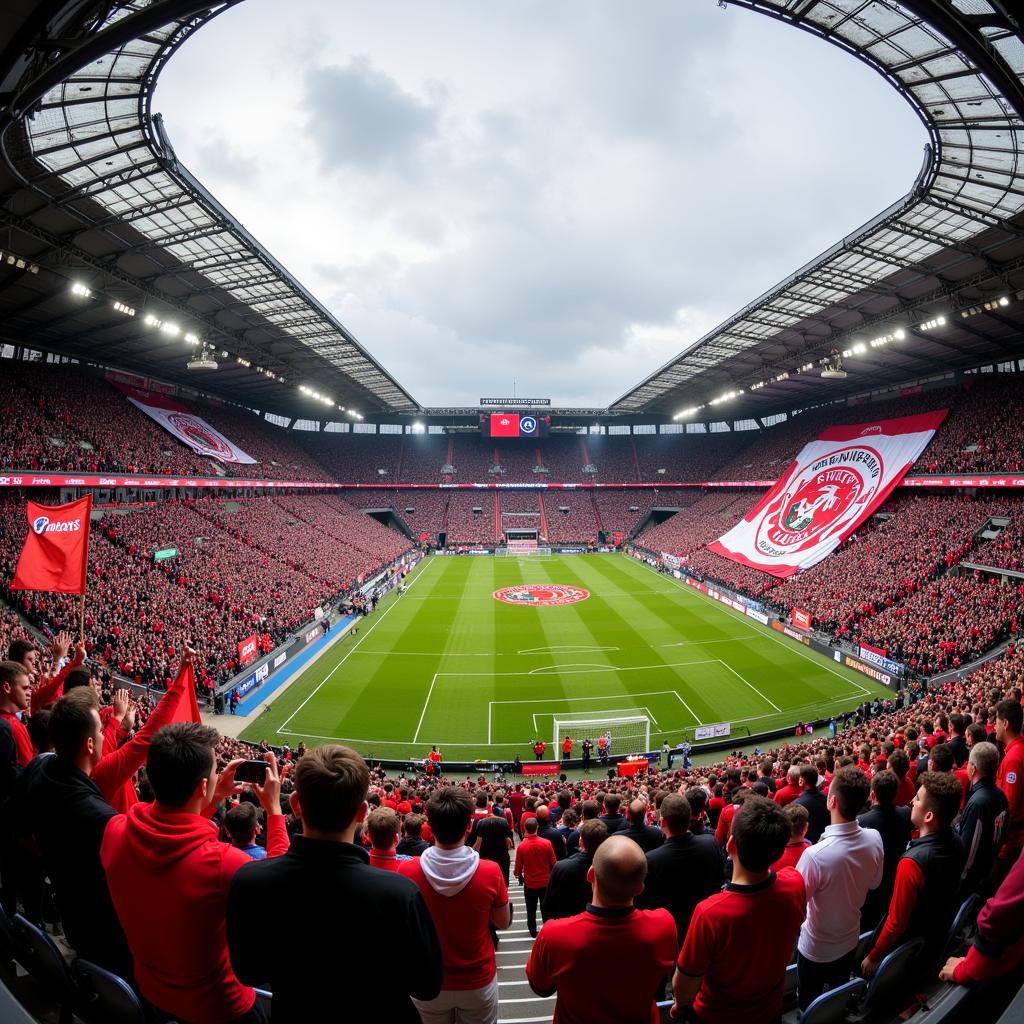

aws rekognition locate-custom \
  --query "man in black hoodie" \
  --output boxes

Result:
[543,819,608,920]
[794,765,829,843]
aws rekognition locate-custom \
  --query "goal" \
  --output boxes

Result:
[553,715,652,756]
[497,546,552,556]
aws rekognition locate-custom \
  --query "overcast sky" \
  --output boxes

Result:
[156,0,926,410]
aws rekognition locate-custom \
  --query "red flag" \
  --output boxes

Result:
[11,496,92,594]
[164,663,202,725]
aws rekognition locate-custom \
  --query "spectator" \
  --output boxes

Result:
[367,806,406,871]
[543,819,608,921]
[101,724,288,1024]
[597,792,627,834]
[637,793,725,944]
[514,817,556,938]
[672,796,807,1024]
[795,767,883,1010]
[941,845,1024,985]
[536,804,568,861]
[947,714,969,768]
[0,660,32,768]
[227,744,442,1023]
[857,770,913,930]
[399,786,510,1024]
[566,799,600,854]
[794,765,830,843]
[224,802,266,861]
[397,813,431,857]
[994,698,1024,887]
[472,800,513,882]
[956,742,1008,895]
[623,798,665,853]
[861,772,967,977]
[771,803,810,872]
[527,835,677,1024]
[19,663,191,974]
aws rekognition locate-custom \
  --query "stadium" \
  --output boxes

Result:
[1,1,1024,1023]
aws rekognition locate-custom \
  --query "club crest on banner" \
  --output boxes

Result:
[757,447,882,558]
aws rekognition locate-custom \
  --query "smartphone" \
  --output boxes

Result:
[235,759,268,785]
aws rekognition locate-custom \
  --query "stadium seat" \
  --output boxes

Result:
[901,982,971,1024]
[799,978,867,1024]
[858,937,925,1019]
[72,959,146,1024]
[853,929,876,966]
[0,903,16,970]
[944,894,983,958]
[11,914,76,1024]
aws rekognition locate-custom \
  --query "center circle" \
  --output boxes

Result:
[493,584,590,606]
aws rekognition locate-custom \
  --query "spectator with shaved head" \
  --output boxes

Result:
[623,798,664,853]
[527,835,677,1024]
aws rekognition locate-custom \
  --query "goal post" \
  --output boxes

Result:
[553,714,652,756]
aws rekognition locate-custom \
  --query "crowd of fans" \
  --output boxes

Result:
[2,631,1024,1024]
[543,492,600,544]
[635,490,765,557]
[0,495,412,691]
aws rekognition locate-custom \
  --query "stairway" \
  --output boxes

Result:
[496,877,553,1023]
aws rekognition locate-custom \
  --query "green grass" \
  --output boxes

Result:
[239,553,891,760]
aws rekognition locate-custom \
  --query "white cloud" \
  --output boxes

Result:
[155,0,925,408]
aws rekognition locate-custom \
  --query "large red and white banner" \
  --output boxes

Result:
[115,384,256,464]
[708,411,947,579]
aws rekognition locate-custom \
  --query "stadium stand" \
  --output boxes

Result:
[445,491,496,544]
[542,491,600,545]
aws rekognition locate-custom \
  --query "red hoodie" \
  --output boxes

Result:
[101,802,288,1023]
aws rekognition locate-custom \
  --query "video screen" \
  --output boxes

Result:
[481,413,550,438]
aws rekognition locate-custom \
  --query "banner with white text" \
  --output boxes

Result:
[707,411,947,579]
[115,384,256,464]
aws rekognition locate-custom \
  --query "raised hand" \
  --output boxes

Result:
[252,751,282,816]
[51,629,72,662]
[111,688,131,722]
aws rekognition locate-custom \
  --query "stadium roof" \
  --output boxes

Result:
[1,1,1023,426]
[0,0,419,420]
[611,0,1024,419]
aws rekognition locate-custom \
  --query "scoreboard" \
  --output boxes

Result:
[481,413,550,438]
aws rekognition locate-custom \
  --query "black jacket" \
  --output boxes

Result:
[956,778,1008,893]
[946,735,969,768]
[597,813,628,835]
[22,754,131,976]
[622,822,665,853]
[795,787,830,844]
[902,830,966,964]
[635,832,725,941]
[542,850,594,920]
[538,823,567,861]
[858,803,913,929]
[227,836,442,1024]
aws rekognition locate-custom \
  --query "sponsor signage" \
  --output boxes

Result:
[480,398,551,406]
[273,651,287,669]
[792,607,812,630]
[745,607,770,625]
[661,551,681,569]
[842,652,894,687]
[522,762,562,775]
[3,473,1024,492]
[304,626,322,644]
[558,547,584,554]
[468,548,492,556]
[771,620,811,645]
[859,642,905,677]
[695,723,732,741]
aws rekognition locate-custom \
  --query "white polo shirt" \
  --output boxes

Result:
[796,820,884,962]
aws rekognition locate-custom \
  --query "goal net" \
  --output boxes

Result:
[553,715,651,756]
[497,546,552,556]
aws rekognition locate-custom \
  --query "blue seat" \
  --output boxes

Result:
[72,959,146,1024]
[12,914,76,1024]
[799,977,867,1024]
[944,894,982,957]
[860,937,925,1017]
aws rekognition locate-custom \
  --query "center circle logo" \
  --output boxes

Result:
[755,443,884,557]
[493,585,590,606]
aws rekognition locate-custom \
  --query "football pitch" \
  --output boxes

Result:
[239,553,890,761]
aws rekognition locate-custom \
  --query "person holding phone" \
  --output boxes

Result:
[101,726,287,1024]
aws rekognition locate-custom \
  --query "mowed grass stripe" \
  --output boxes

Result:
[242,554,891,759]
